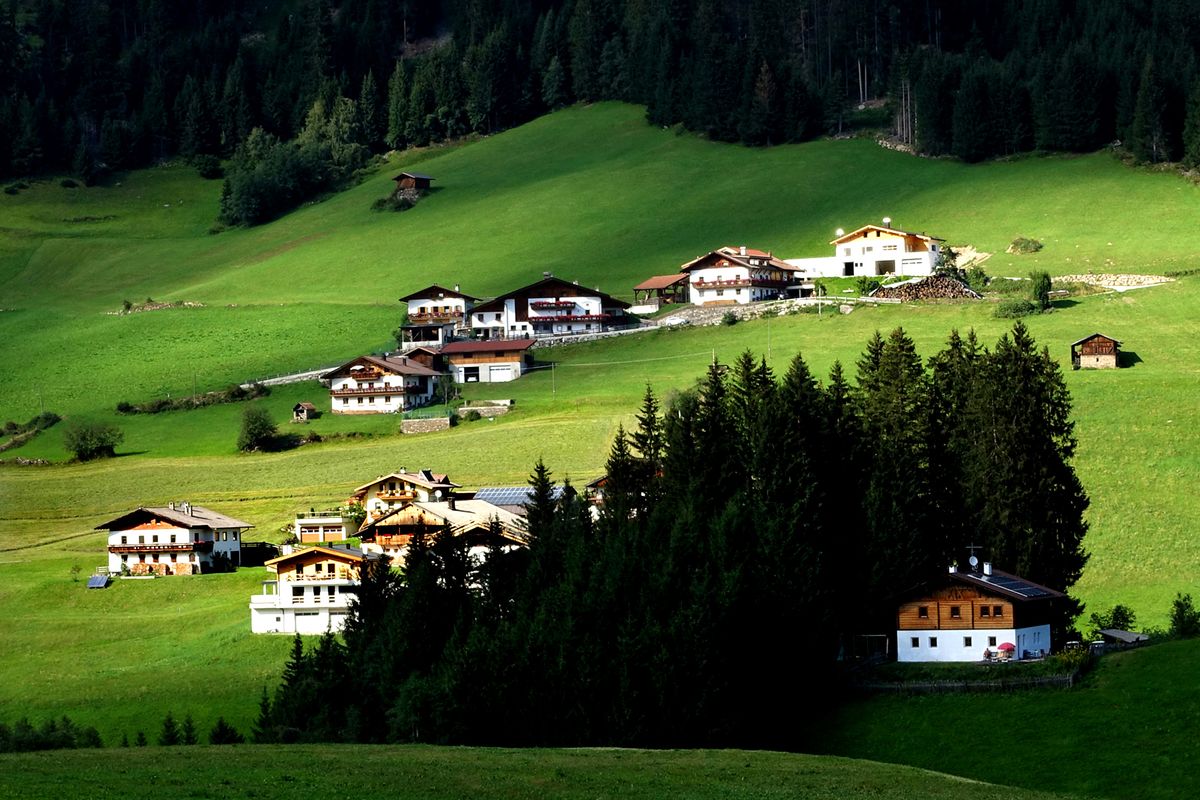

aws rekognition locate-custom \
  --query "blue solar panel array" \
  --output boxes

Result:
[86,575,110,589]
[973,572,1054,598]
[474,486,564,506]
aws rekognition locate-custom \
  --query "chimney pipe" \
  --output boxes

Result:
[740,245,747,255]
[448,495,456,511]
[983,562,992,576]
[948,564,957,574]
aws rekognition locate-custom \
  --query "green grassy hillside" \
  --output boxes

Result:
[2,103,1199,750]
[819,638,1200,800]
[0,744,1070,800]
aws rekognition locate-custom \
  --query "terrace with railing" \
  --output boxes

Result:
[109,541,214,554]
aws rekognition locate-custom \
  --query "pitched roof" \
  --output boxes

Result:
[392,172,434,181]
[398,284,479,302]
[634,274,689,291]
[322,354,443,380]
[353,469,462,493]
[264,544,380,569]
[470,276,631,315]
[679,246,798,274]
[360,499,526,542]
[948,568,1065,601]
[439,338,536,354]
[294,402,318,411]
[830,224,945,245]
[96,505,253,532]
[1071,332,1122,347]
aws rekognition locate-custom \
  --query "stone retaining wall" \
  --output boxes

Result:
[401,417,451,434]
[456,406,509,419]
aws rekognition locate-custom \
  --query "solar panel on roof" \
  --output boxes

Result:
[474,486,564,506]
[86,575,110,589]
[978,573,1052,598]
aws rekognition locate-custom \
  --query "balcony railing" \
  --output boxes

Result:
[692,278,787,289]
[376,490,416,501]
[530,313,615,323]
[296,510,345,520]
[331,385,422,397]
[109,541,214,554]
[529,300,576,310]
[408,311,463,323]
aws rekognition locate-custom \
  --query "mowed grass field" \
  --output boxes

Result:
[818,638,1200,800]
[2,103,1200,758]
[0,746,1072,800]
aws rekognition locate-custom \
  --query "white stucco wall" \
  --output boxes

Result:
[897,624,1051,662]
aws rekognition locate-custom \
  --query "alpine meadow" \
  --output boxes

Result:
[4,1,1200,797]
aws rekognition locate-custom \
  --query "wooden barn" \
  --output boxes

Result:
[633,274,689,306]
[392,172,434,191]
[293,402,319,421]
[1071,333,1121,369]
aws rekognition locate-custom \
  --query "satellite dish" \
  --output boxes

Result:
[835,228,845,237]
[968,555,979,568]
[882,216,892,226]
[434,490,443,500]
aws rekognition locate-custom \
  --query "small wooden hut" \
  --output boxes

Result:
[1071,333,1121,370]
[633,274,689,306]
[392,172,434,191]
[293,401,319,421]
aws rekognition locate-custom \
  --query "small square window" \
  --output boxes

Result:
[980,606,991,618]
[964,636,973,648]
[911,637,920,648]
[950,606,962,619]
[152,534,159,543]
[988,636,997,647]
[929,637,938,648]
[993,605,1003,617]
[918,606,929,619]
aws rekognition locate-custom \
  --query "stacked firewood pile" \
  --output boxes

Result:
[870,276,981,301]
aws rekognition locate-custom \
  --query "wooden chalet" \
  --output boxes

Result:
[250,545,381,634]
[97,503,251,576]
[352,468,462,522]
[292,401,319,421]
[897,562,1064,663]
[633,274,689,306]
[680,245,801,306]
[358,498,526,562]
[1071,333,1121,370]
[321,354,443,414]
[468,275,631,339]
[392,172,434,191]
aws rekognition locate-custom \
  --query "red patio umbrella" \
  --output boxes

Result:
[998,642,1016,651]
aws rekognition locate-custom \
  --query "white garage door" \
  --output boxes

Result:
[295,611,324,635]
[488,365,514,382]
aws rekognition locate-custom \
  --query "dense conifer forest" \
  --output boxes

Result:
[252,324,1088,748]
[3,0,1200,193]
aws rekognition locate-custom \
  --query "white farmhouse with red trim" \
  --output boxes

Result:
[98,503,252,575]
[468,276,630,339]
[322,354,443,414]
[787,221,945,278]
[398,284,478,348]
[681,246,802,306]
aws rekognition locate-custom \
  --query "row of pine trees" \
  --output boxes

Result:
[4,1,1200,184]
[254,323,1088,748]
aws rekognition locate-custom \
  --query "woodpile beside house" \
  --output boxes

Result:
[870,276,981,301]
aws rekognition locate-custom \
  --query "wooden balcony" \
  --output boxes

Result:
[331,385,422,397]
[109,541,214,554]
[409,311,463,323]
[692,278,787,289]
[530,313,615,323]
[529,300,576,310]
[376,490,416,501]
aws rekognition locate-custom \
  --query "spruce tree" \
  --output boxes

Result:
[181,714,198,745]
[158,712,181,746]
[1182,78,1200,169]
[386,61,409,150]
[358,69,382,150]
[1130,56,1168,163]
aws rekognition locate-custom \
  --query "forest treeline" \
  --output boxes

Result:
[253,323,1088,748]
[3,0,1200,189]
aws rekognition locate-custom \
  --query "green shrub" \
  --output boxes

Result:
[3,185,18,195]
[59,178,79,188]
[238,406,278,452]
[1169,593,1200,638]
[193,154,223,179]
[62,420,124,461]
[855,277,881,295]
[720,310,739,326]
[208,717,245,745]
[994,298,1038,318]
[1029,270,1052,310]
[966,266,988,292]
[1009,236,1043,254]
[463,410,482,422]
[1088,604,1137,638]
